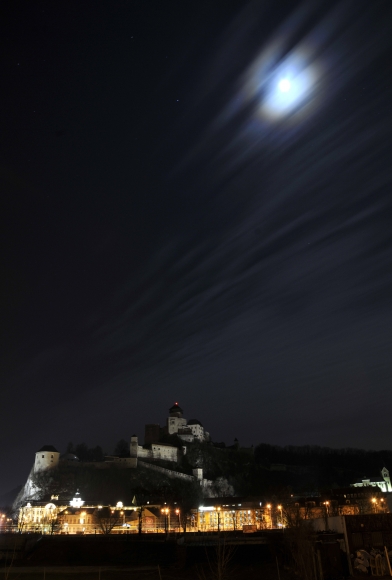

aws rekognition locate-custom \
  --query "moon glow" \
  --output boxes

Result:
[278,79,291,93]
[243,47,320,123]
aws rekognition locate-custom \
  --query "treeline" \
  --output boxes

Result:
[65,440,131,461]
[254,443,392,474]
[66,442,105,462]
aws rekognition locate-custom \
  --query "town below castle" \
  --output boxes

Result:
[2,403,392,577]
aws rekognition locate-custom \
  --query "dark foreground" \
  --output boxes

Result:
[0,533,293,580]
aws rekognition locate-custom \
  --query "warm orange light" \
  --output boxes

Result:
[372,498,377,503]
[267,504,271,509]
[278,505,282,510]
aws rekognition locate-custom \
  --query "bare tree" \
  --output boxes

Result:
[227,510,240,532]
[45,510,63,535]
[93,507,121,535]
[17,506,29,533]
[197,536,236,580]
[284,510,316,580]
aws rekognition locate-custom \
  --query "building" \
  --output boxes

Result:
[18,493,162,535]
[129,403,210,466]
[192,497,268,532]
[129,435,180,465]
[165,403,210,443]
[34,445,60,473]
[351,467,392,493]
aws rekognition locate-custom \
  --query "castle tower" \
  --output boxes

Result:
[167,402,187,435]
[34,445,60,472]
[130,435,138,458]
[169,402,183,418]
[129,435,139,468]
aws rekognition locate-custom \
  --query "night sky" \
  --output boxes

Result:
[1,0,392,496]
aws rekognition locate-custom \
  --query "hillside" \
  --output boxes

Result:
[15,441,391,510]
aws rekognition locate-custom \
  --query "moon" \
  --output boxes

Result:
[278,79,291,93]
[243,47,319,123]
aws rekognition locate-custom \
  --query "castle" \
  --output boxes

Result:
[126,402,209,464]
[14,403,212,508]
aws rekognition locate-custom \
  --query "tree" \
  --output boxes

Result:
[41,508,62,535]
[74,443,89,461]
[173,480,203,535]
[228,510,240,532]
[283,509,316,580]
[66,442,75,454]
[114,439,129,456]
[129,489,149,535]
[88,446,104,461]
[93,506,121,535]
[197,536,236,580]
[17,506,29,533]
[211,477,234,497]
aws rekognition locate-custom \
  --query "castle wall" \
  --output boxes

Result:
[138,461,195,482]
[151,444,178,462]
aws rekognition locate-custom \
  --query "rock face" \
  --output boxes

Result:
[12,444,60,512]
[12,466,39,512]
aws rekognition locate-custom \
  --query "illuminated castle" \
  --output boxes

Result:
[145,402,210,445]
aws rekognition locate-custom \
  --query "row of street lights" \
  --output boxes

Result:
[265,504,284,529]
[160,507,181,534]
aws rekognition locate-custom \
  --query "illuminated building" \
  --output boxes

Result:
[192,498,268,532]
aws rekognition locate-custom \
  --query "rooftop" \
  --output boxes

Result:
[37,445,59,453]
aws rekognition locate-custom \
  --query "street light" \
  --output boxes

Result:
[371,498,377,513]
[266,504,272,529]
[161,508,170,535]
[175,508,180,532]
[277,505,283,529]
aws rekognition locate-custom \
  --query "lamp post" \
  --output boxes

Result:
[371,498,377,513]
[266,504,272,529]
[175,508,180,532]
[161,508,170,536]
[322,501,330,531]
[277,505,283,529]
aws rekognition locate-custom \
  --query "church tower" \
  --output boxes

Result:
[381,467,392,492]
